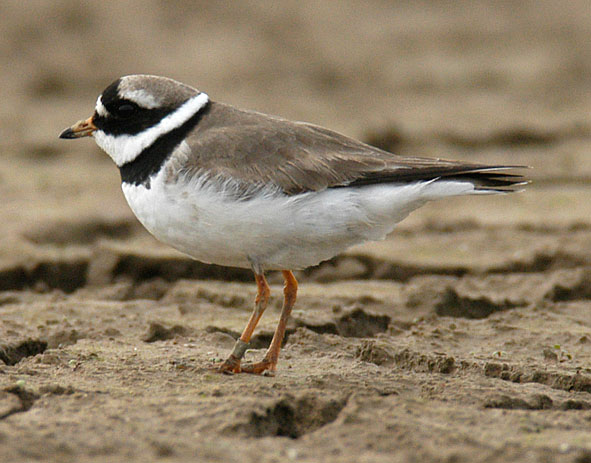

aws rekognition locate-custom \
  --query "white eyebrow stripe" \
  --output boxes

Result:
[120,89,160,109]
[93,92,209,167]
[95,96,108,117]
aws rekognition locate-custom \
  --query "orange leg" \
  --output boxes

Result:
[241,270,298,376]
[218,273,270,374]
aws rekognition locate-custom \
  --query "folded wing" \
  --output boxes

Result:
[183,103,527,195]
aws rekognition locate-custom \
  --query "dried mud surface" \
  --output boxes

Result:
[2,1,591,462]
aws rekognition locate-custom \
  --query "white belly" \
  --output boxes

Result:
[121,167,476,271]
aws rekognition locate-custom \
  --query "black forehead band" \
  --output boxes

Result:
[100,79,122,106]
[93,79,176,136]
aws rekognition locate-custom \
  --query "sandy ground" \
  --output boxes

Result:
[1,1,591,462]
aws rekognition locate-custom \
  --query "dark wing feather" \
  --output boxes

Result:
[182,102,527,195]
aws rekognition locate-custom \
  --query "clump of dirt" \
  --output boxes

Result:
[356,341,456,373]
[142,322,192,342]
[0,339,47,366]
[23,219,136,245]
[433,287,526,319]
[227,393,348,438]
[0,386,38,419]
[483,394,553,410]
[544,269,591,301]
[294,307,390,337]
[0,259,87,293]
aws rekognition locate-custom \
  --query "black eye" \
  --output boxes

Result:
[114,103,136,118]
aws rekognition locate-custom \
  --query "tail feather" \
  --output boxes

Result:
[445,170,529,193]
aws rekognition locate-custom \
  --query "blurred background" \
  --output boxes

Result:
[3,4,591,460]
[0,0,590,270]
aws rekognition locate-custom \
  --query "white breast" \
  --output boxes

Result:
[121,161,481,271]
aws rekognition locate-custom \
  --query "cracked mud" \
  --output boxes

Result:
[2,1,591,462]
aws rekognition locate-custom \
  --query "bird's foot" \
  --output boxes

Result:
[217,355,242,374]
[240,358,276,376]
[216,356,276,376]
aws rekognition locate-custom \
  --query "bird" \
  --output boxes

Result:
[60,74,526,375]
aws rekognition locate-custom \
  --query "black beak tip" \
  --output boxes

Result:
[59,127,75,139]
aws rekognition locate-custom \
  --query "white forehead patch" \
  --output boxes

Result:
[95,96,108,117]
[119,89,160,109]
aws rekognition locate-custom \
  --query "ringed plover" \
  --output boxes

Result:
[60,75,526,375]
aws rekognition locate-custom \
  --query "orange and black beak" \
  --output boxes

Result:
[59,116,96,139]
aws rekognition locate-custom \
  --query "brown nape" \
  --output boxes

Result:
[217,271,298,375]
